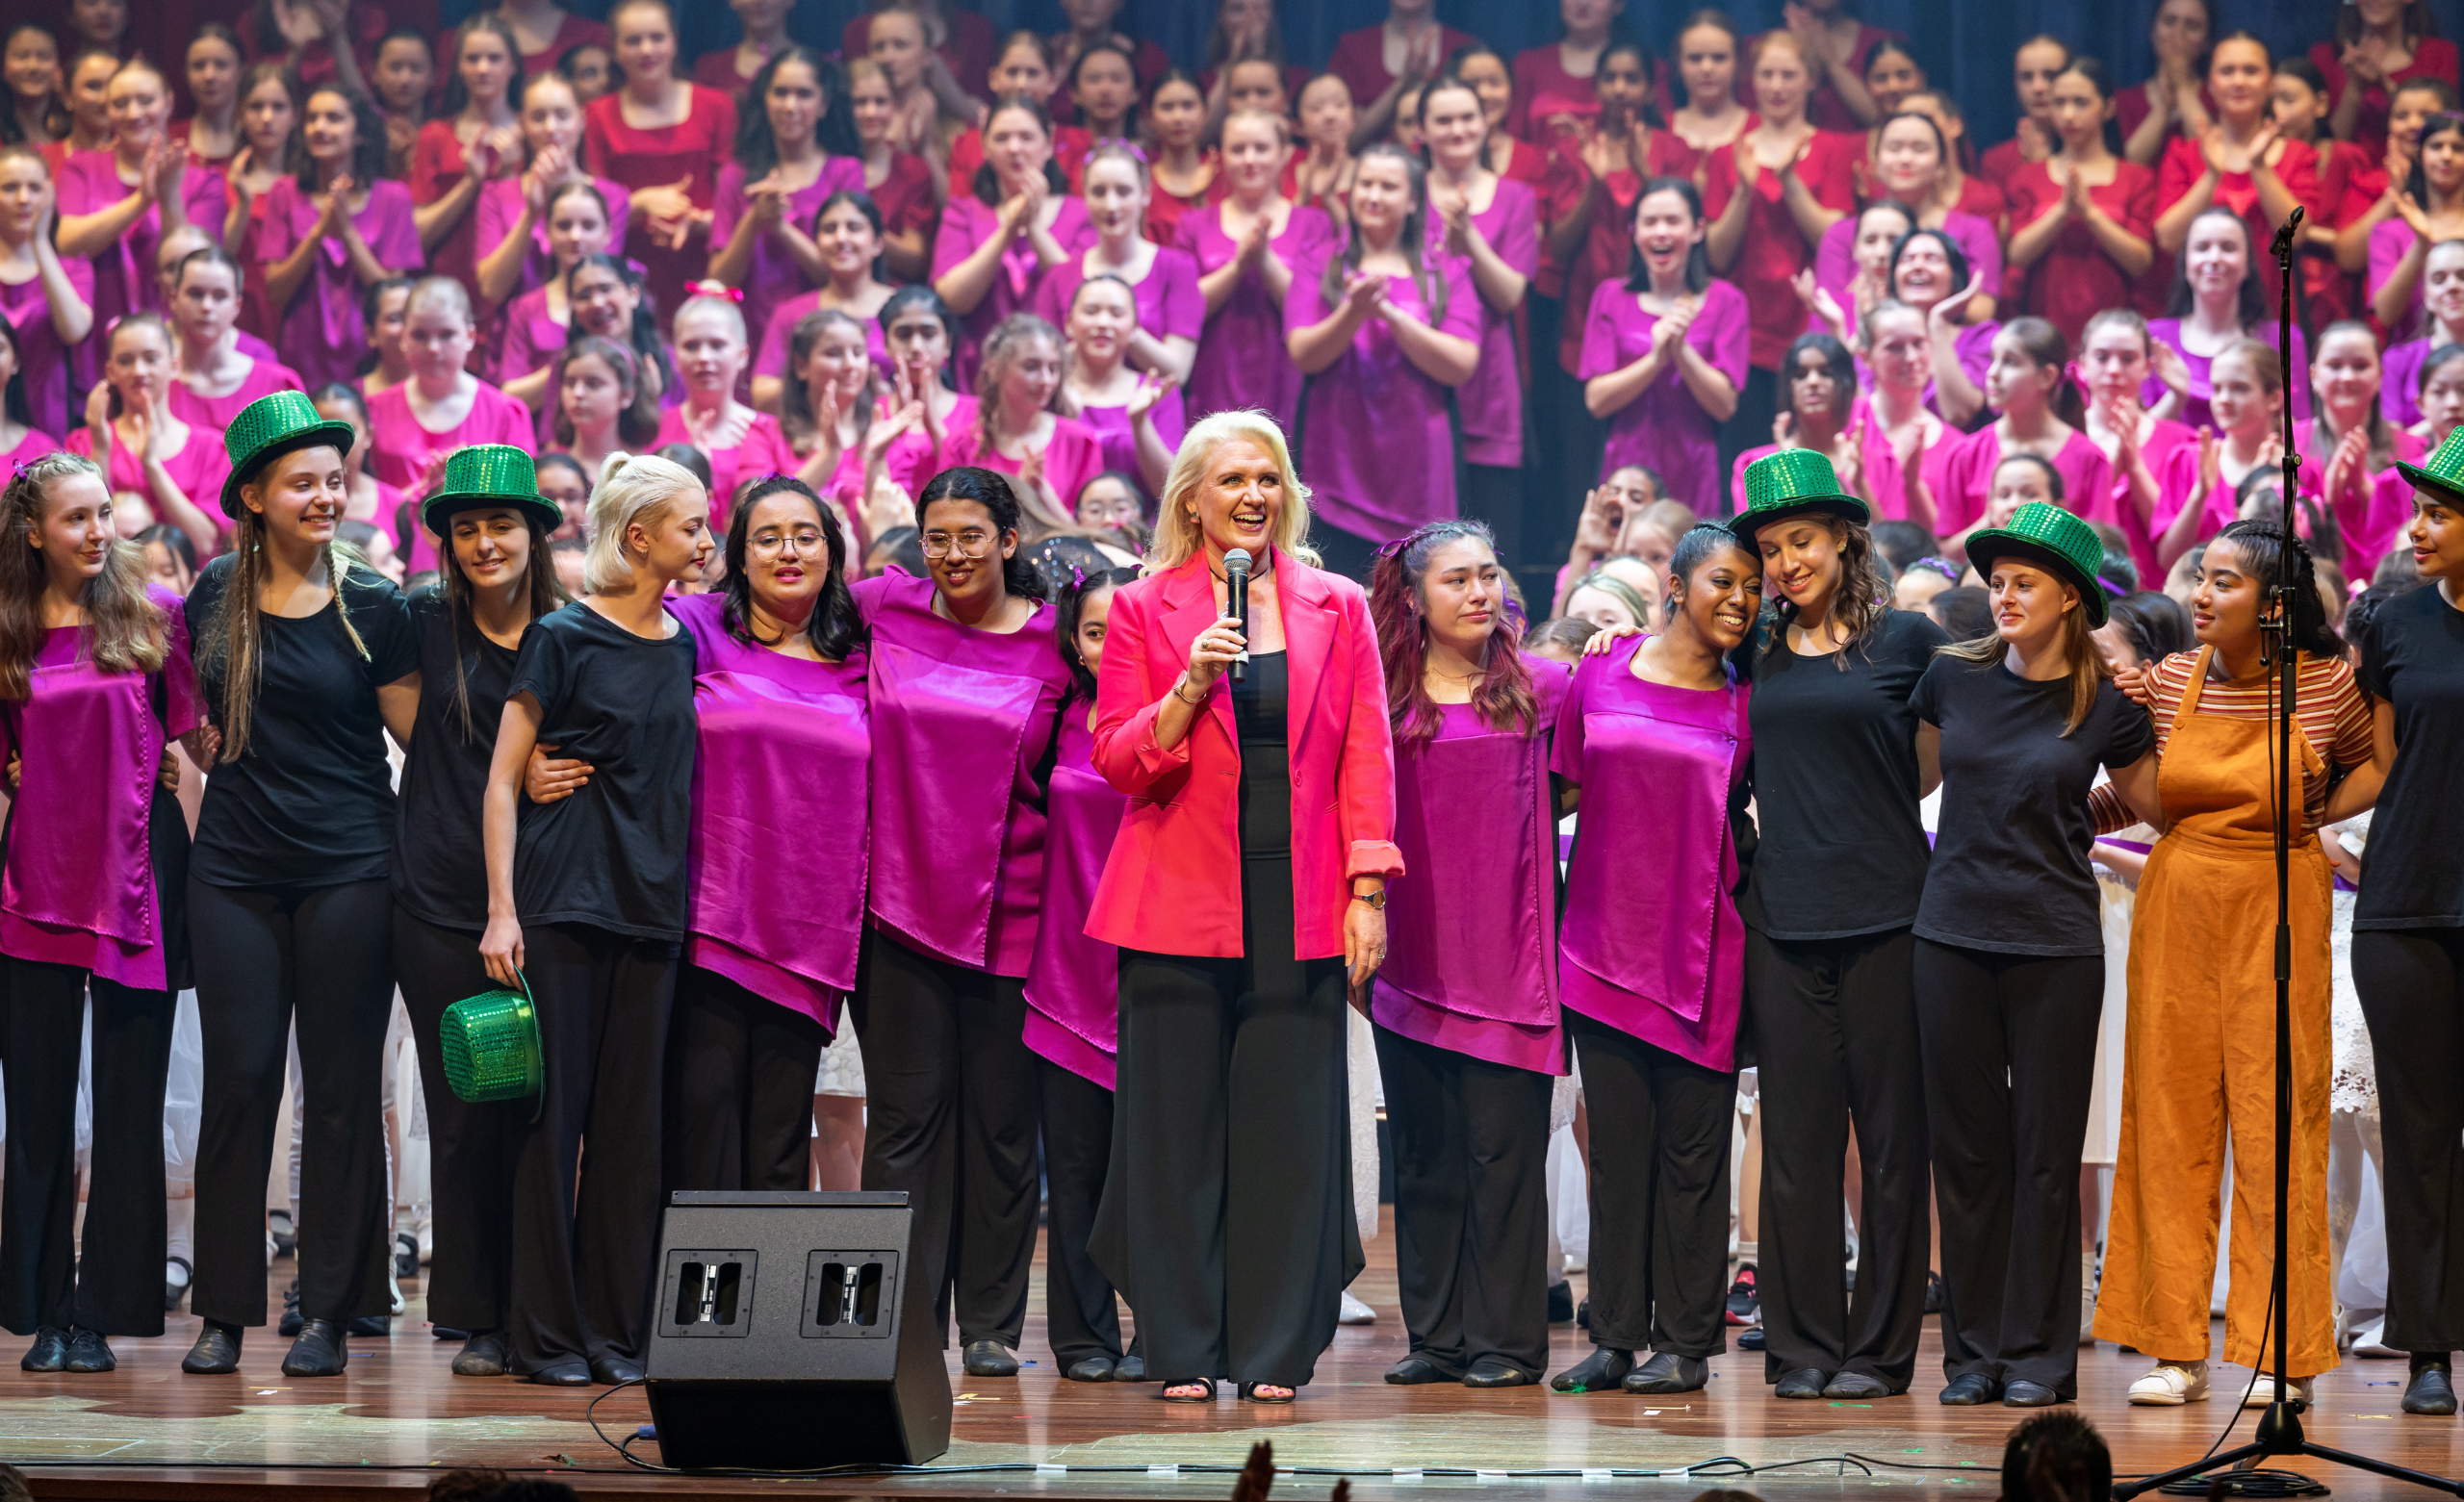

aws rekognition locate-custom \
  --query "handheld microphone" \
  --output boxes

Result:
[1224,548,1252,683]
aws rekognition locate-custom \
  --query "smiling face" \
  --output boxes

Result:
[1422,81,1484,171]
[569,262,636,339]
[764,57,824,148]
[67,53,114,139]
[1874,115,1943,202]
[2391,85,2444,158]
[1416,534,1503,658]
[1076,474,1140,530]
[1986,457,2055,528]
[814,198,881,281]
[633,488,714,583]
[1890,234,1954,312]
[741,489,829,618]
[2190,538,2267,653]
[1348,150,1414,237]
[559,348,627,434]
[1676,538,1764,650]
[1066,277,1135,368]
[375,36,433,113]
[2206,37,2271,121]
[1189,435,1284,560]
[1072,581,1116,675]
[26,471,115,588]
[2312,326,2381,419]
[1989,557,2078,650]
[675,305,748,395]
[2422,120,2464,196]
[1453,52,1511,133]
[2208,346,2277,437]
[106,64,170,152]
[1851,205,1912,278]
[187,34,241,114]
[918,494,1013,608]
[458,25,517,109]
[1678,23,1736,112]
[2411,485,2462,580]
[449,506,534,593]
[802,318,870,406]
[1081,153,1145,239]
[302,89,359,171]
[1864,49,1921,117]
[1755,514,1846,615]
[2184,211,2250,306]
[0,153,46,244]
[245,446,349,548]
[848,62,896,141]
[546,190,611,270]
[523,74,584,157]
[4,30,60,109]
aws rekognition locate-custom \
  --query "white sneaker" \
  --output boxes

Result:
[1338,1291,1376,1325]
[2129,1361,2211,1405]
[2243,1373,2315,1409]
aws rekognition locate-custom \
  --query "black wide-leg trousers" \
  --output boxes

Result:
[393,904,520,1336]
[666,961,830,1193]
[2355,927,2464,1354]
[1040,1057,1137,1366]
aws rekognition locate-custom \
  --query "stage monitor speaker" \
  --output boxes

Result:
[643,1190,952,1470]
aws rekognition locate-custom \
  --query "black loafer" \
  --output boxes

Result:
[2404,1362,2458,1416]
[1550,1347,1633,1392]
[591,1356,646,1386]
[432,1326,470,1341]
[1065,1355,1116,1383]
[451,1332,509,1377]
[1775,1366,1830,1399]
[1623,1352,1709,1394]
[2003,1380,2063,1408]
[346,1315,390,1338]
[20,1328,67,1372]
[182,1323,243,1375]
[1462,1357,1532,1387]
[529,1361,592,1387]
[1112,1353,1146,1383]
[1384,1355,1454,1385]
[962,1340,1018,1377]
[63,1329,115,1374]
[1823,1371,1893,1400]
[1737,1327,1765,1351]
[281,1318,347,1377]
[1939,1373,2001,1406]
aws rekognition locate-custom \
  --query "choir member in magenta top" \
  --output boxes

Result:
[1933,320,2118,554]
[751,191,895,413]
[1703,33,1859,395]
[2077,307,2197,579]
[55,59,227,344]
[1364,521,1569,1391]
[489,182,614,403]
[1024,564,1143,1385]
[582,0,739,323]
[310,383,412,550]
[1033,144,1201,386]
[0,324,63,470]
[851,466,1069,1380]
[389,445,567,1381]
[2309,319,2426,583]
[559,254,679,414]
[1547,520,1757,1399]
[2151,338,2285,573]
[2379,238,2464,428]
[2312,0,2459,160]
[873,284,975,494]
[1880,227,2000,429]
[933,97,1092,391]
[1509,0,1620,143]
[1422,76,1538,541]
[1850,302,1956,529]
[1580,178,1747,517]
[478,450,707,1387]
[0,145,96,444]
[258,89,422,392]
[167,247,302,432]
[173,27,246,172]
[2151,211,2313,430]
[410,17,525,311]
[706,47,864,378]
[1058,275,1176,496]
[1085,413,1401,1404]
[842,59,935,284]
[2357,102,2464,344]
[49,51,116,174]
[771,309,919,546]
[1800,201,1909,349]
[68,316,227,557]
[665,476,870,1193]
[1728,333,1869,515]
[1815,113,2001,323]
[473,72,630,311]
[546,337,660,491]
[2008,60,2160,352]
[1287,144,1478,569]
[2153,35,2313,310]
[368,278,534,569]
[1178,108,1330,431]
[939,312,1102,529]
[0,452,201,1376]
[652,294,795,526]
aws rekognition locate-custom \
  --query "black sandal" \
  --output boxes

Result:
[1239,1382,1296,1404]
[1159,1377,1218,1403]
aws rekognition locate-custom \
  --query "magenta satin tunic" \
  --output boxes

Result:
[853,572,1068,978]
[670,592,869,1031]
[1551,635,1752,1072]
[0,585,200,990]
[1022,707,1126,1088]
[1371,658,1571,1076]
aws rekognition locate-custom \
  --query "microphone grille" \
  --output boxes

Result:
[1223,548,1253,570]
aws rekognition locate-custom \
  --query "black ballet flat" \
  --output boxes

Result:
[528,1361,592,1387]
[181,1323,242,1375]
[1384,1355,1454,1385]
[1939,1373,2001,1406]
[281,1318,348,1378]
[1461,1357,1533,1388]
[1550,1347,1633,1393]
[1112,1353,1146,1383]
[346,1314,390,1338]
[1823,1371,1894,1400]
[2003,1380,2063,1408]
[2404,1361,2458,1416]
[1064,1355,1116,1383]
[1737,1327,1765,1351]
[20,1328,67,1373]
[1622,1352,1708,1394]
[962,1339,1019,1377]
[451,1331,509,1377]
[591,1355,646,1386]
[63,1329,115,1374]
[1774,1367,1830,1399]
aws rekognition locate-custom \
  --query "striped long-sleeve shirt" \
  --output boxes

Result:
[2088,650,2373,838]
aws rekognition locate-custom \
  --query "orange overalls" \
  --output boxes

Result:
[2092,649,2339,1377]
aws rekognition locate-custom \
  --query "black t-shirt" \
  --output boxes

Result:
[506,600,698,941]
[1908,655,2156,956]
[2356,582,2464,929]
[1736,609,1949,940]
[392,588,524,931]
[186,555,420,889]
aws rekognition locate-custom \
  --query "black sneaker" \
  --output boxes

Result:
[1725,1264,1758,1326]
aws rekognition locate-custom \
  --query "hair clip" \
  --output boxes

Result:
[2095,575,2127,597]
[1069,564,1086,588]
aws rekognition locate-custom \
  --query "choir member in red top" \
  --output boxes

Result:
[844,58,936,285]
[370,32,433,180]
[1045,0,1168,127]
[411,17,523,310]
[944,34,1091,200]
[2314,0,2460,161]
[862,6,975,189]
[1327,0,1478,150]
[689,0,791,101]
[2007,59,2159,350]
[2271,59,2369,330]
[1143,72,1218,248]
[1293,75,1358,228]
[1447,44,1549,188]
[1705,31,1857,427]
[706,47,864,379]
[2154,33,2313,311]
[243,0,383,98]
[1761,0,1897,133]
[55,59,226,344]
[1197,0,1307,111]
[2,25,68,153]
[483,0,610,83]
[583,0,738,322]
[172,28,245,173]
[2077,308,2197,579]
[1543,41,1689,377]
[1667,11,1750,167]
[841,0,995,118]
[2119,0,2217,169]
[1511,0,1623,147]
[1977,36,2068,187]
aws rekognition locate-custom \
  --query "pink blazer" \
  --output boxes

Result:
[1087,548,1404,961]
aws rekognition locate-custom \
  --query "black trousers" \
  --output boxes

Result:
[1913,938,2103,1395]
[2355,927,2464,1354]
[0,963,172,1336]
[1091,854,1358,1388]
[393,904,520,1335]
[850,929,1040,1351]
[189,877,395,1328]
[1040,1057,1137,1366]
[1568,1008,1733,1359]
[1374,1023,1553,1378]
[505,921,675,1374]
[1749,925,1930,1389]
[666,962,829,1193]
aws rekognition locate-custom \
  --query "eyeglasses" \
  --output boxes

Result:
[749,527,826,556]
[920,530,995,559]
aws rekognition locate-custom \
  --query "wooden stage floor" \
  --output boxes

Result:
[6,1215,2462,1501]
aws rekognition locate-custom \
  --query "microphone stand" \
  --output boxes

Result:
[2116,207,2461,1499]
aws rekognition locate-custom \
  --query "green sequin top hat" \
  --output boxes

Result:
[218,389,357,520]
[421,446,564,537]
[1964,501,2113,627]
[1727,447,1871,541]
[2396,420,2464,508]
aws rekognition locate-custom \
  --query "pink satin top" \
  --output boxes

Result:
[1022,706,1126,1088]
